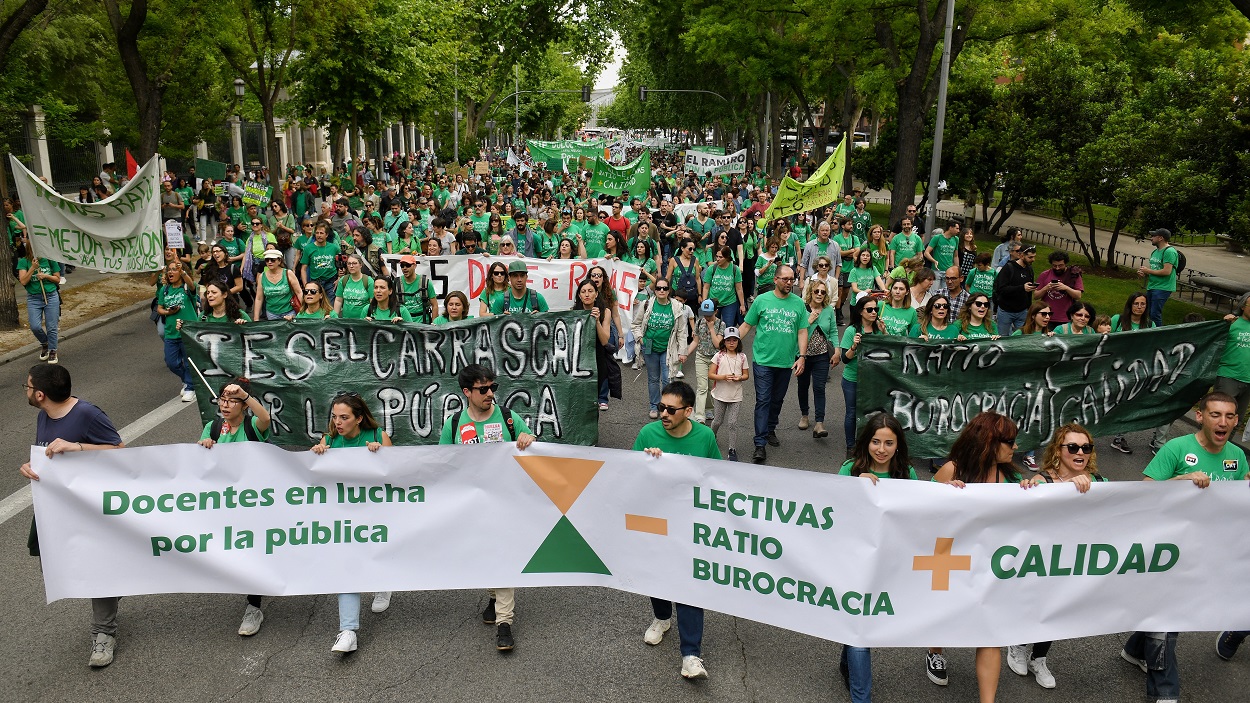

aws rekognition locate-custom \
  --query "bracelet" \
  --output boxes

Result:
[242,394,252,403]
[78,442,84,452]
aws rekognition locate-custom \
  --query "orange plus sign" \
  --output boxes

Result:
[913,537,972,591]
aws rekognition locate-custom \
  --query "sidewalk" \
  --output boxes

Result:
[868,190,1250,281]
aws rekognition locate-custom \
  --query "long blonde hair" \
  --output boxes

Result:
[1040,423,1101,478]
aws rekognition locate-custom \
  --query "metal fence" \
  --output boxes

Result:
[47,137,98,194]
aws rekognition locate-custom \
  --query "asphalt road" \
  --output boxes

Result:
[3,308,1249,702]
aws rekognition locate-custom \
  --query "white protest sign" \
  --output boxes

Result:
[31,442,1250,647]
[9,154,165,272]
[684,148,748,176]
[674,200,723,223]
[164,220,185,250]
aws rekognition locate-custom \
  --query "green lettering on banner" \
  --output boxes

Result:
[764,136,847,222]
[242,180,272,208]
[588,151,651,197]
[181,312,599,447]
[856,322,1228,456]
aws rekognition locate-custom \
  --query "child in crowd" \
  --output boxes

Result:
[1093,314,1112,334]
[708,327,750,462]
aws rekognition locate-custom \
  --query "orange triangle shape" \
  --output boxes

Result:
[514,455,604,514]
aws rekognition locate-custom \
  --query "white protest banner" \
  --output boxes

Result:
[8,154,164,272]
[674,200,722,223]
[32,442,1250,646]
[164,220,185,250]
[684,148,747,176]
[381,254,640,318]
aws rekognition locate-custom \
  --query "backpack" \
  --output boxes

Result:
[673,258,699,302]
[1169,246,1186,277]
[452,408,517,443]
[415,273,432,323]
[210,416,262,442]
[502,288,534,313]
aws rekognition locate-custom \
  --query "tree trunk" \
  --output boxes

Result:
[262,101,281,177]
[0,0,48,72]
[103,0,160,163]
[839,85,862,195]
[0,229,18,329]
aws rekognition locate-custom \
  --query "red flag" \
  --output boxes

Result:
[125,149,138,179]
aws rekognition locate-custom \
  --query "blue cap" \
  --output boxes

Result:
[700,299,716,314]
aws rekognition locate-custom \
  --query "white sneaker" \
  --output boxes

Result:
[181,389,196,402]
[1029,656,1056,688]
[644,617,671,645]
[1006,644,1029,675]
[331,629,357,653]
[371,591,392,613]
[675,370,685,378]
[238,604,264,636]
[1121,648,1147,673]
[88,633,115,667]
[681,654,708,680]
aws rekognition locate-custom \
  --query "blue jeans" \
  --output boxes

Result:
[650,598,704,657]
[842,377,858,448]
[840,645,872,703]
[1123,631,1179,700]
[796,352,831,422]
[598,377,610,405]
[1146,289,1170,328]
[718,301,740,328]
[27,291,60,350]
[315,275,338,306]
[338,593,360,631]
[644,351,668,411]
[996,308,1027,336]
[752,365,793,447]
[163,337,194,391]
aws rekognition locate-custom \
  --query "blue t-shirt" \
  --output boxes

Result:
[36,399,123,448]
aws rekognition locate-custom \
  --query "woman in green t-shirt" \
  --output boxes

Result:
[1054,301,1095,335]
[333,254,374,319]
[917,295,960,340]
[478,261,511,317]
[847,248,884,298]
[956,293,999,340]
[880,279,917,336]
[157,262,200,401]
[310,392,394,654]
[365,277,413,322]
[433,291,472,324]
[1110,292,1153,333]
[253,250,301,321]
[840,292,888,452]
[201,281,249,324]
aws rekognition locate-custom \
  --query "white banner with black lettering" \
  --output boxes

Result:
[684,148,748,176]
[31,442,1250,646]
[8,154,164,272]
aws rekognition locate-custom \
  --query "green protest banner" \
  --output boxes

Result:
[195,158,228,181]
[687,145,726,155]
[856,322,1229,456]
[764,136,847,222]
[589,151,651,197]
[527,139,605,166]
[242,181,272,208]
[181,312,599,447]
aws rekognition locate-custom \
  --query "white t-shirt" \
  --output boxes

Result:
[710,350,750,403]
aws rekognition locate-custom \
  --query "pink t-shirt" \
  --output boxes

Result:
[710,350,750,403]
[1035,268,1084,324]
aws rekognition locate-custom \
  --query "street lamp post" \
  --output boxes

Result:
[924,0,957,236]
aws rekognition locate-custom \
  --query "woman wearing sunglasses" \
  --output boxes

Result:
[1005,423,1104,690]
[839,292,888,452]
[479,261,511,317]
[295,282,336,318]
[957,293,999,341]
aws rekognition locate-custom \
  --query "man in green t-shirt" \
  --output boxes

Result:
[397,255,439,322]
[1138,228,1179,328]
[490,259,550,314]
[18,255,62,363]
[924,222,960,295]
[1216,295,1250,439]
[438,363,535,653]
[301,222,340,302]
[581,209,610,258]
[196,380,273,637]
[888,219,923,262]
[1126,391,1246,699]
[632,380,720,681]
[738,265,809,463]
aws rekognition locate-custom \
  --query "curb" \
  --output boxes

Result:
[0,299,150,368]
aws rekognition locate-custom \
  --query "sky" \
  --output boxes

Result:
[594,42,623,91]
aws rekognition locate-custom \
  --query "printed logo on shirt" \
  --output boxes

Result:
[1223,459,1239,473]
[1184,453,1199,467]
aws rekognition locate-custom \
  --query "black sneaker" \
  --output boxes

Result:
[926,651,948,686]
[752,446,766,464]
[727,448,738,462]
[496,623,514,651]
[1217,631,1244,661]
[482,598,496,624]
[766,431,780,447]
[1110,437,1133,455]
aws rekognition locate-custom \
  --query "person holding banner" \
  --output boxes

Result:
[433,291,472,324]
[158,262,200,402]
[957,293,999,341]
[839,292,887,453]
[17,243,62,364]
[916,295,959,340]
[1054,301,1096,335]
[21,363,125,667]
[201,281,250,324]
[295,282,335,319]
[333,254,374,320]
[196,380,272,636]
[364,277,413,322]
[310,392,394,653]
[739,265,808,464]
[252,250,301,321]
[439,364,535,653]
[634,380,721,680]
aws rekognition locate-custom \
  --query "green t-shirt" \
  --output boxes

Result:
[302,241,339,280]
[438,405,532,444]
[328,427,384,448]
[851,211,872,239]
[688,216,716,239]
[1054,323,1095,335]
[965,268,997,297]
[18,257,60,295]
[702,264,742,306]
[630,420,722,459]
[743,292,808,368]
[1144,434,1247,482]
[1110,314,1151,332]
[7,210,24,246]
[840,327,882,382]
[489,288,550,314]
[199,416,271,443]
[847,266,878,292]
[295,309,337,319]
[644,300,676,353]
[927,234,959,271]
[832,233,860,263]
[432,314,474,325]
[399,275,437,322]
[962,321,995,339]
[582,222,610,257]
[888,232,923,261]
[880,305,918,336]
[1218,317,1250,383]
[204,311,252,323]
[470,213,491,237]
[159,284,198,339]
[260,271,295,316]
[219,236,245,259]
[369,304,413,322]
[1147,246,1179,292]
[336,275,374,319]
[536,231,561,258]
[838,459,919,481]
[921,321,961,340]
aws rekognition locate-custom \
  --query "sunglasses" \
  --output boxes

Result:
[1000,436,1017,446]
[303,288,320,295]
[654,286,670,292]
[813,290,827,295]
[932,303,949,309]
[1038,311,1052,317]
[971,300,989,308]
[400,262,414,268]
[468,383,499,394]
[863,306,878,313]
[657,403,689,415]
[334,390,362,400]
[1063,443,1095,454]
[251,221,262,226]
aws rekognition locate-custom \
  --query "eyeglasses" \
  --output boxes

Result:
[23,383,36,391]
[1072,312,1090,318]
[217,397,244,406]
[971,300,989,308]
[775,276,794,282]
[657,403,689,415]
[945,276,959,281]
[1063,443,1095,454]
[468,383,499,394]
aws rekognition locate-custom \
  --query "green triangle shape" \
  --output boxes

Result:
[522,515,611,575]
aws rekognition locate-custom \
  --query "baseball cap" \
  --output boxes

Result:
[724,326,740,339]
[399,254,417,265]
[1149,228,1172,240]
[507,260,528,274]
[700,299,716,315]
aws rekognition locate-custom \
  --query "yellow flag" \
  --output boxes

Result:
[764,135,847,222]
